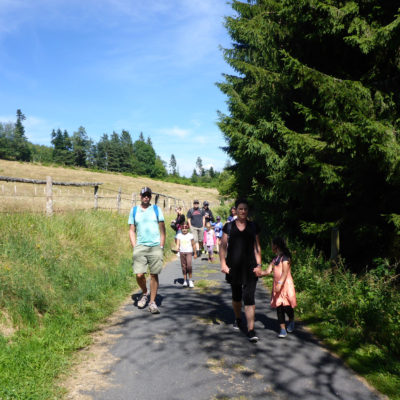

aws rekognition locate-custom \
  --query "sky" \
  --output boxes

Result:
[0,0,235,176]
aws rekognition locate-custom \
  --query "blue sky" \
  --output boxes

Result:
[0,0,235,176]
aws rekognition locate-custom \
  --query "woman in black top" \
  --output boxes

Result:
[219,199,262,342]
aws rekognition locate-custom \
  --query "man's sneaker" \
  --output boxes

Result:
[183,280,188,287]
[148,302,160,314]
[278,328,287,338]
[189,280,194,288]
[137,293,148,309]
[247,329,258,342]
[233,318,242,330]
[287,320,295,333]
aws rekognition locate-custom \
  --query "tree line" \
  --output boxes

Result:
[218,0,400,270]
[0,110,224,187]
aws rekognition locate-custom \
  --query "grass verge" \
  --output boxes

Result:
[0,210,175,399]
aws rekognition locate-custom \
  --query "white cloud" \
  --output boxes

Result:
[193,135,207,144]
[159,126,190,138]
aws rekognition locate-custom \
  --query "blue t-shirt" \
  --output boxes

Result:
[214,222,223,238]
[128,205,165,246]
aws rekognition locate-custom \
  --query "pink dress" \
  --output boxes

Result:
[270,255,297,308]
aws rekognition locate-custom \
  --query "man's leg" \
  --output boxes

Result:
[149,274,159,303]
[136,273,147,294]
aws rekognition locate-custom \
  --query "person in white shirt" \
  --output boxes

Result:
[176,224,197,287]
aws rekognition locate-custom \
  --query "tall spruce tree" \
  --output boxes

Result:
[169,154,177,175]
[13,110,31,161]
[218,0,400,267]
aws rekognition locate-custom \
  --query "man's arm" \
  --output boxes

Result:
[129,224,136,248]
[159,221,166,247]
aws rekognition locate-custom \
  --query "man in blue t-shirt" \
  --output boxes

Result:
[128,187,165,314]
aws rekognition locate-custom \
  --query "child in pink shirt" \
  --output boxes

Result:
[203,222,217,262]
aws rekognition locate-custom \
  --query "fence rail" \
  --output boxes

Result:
[0,175,186,216]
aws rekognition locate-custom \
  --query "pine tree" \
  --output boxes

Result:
[218,0,400,267]
[13,109,31,161]
[169,154,177,175]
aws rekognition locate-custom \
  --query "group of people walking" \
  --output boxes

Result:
[128,187,297,342]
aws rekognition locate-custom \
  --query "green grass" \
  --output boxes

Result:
[261,244,400,399]
[0,210,175,399]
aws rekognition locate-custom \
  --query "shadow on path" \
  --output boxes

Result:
[86,257,382,400]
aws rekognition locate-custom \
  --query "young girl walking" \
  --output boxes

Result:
[176,224,197,287]
[203,222,217,262]
[257,237,297,338]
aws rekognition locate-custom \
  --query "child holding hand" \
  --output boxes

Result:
[258,237,297,338]
[176,224,197,288]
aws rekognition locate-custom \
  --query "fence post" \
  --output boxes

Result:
[117,187,122,213]
[46,176,53,216]
[94,185,99,210]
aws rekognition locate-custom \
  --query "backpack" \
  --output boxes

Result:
[131,205,159,226]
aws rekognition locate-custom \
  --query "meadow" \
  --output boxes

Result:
[0,159,220,213]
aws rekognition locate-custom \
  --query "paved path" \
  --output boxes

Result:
[86,256,382,400]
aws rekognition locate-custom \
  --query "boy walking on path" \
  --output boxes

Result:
[129,186,165,314]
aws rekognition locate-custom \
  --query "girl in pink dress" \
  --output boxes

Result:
[258,237,297,338]
[203,222,217,262]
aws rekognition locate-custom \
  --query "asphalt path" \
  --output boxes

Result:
[85,255,382,400]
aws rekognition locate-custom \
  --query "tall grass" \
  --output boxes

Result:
[262,242,400,399]
[0,210,175,399]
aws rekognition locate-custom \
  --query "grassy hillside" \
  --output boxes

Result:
[0,159,221,213]
[0,210,176,399]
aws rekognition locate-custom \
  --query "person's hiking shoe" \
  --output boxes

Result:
[183,280,188,287]
[189,280,194,288]
[233,318,242,330]
[247,330,258,342]
[287,320,295,333]
[148,302,160,314]
[137,293,148,309]
[278,328,287,338]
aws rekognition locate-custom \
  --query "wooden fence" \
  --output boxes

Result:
[0,175,185,216]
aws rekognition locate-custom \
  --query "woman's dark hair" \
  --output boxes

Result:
[234,198,249,209]
[272,237,292,259]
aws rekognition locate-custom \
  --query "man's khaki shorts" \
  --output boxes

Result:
[190,226,203,243]
[132,244,163,275]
